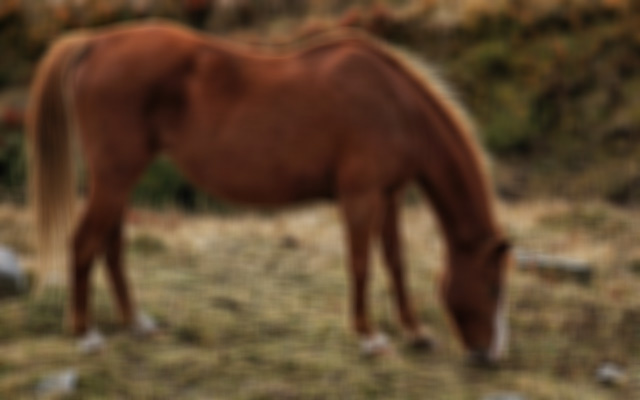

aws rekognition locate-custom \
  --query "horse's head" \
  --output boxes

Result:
[441,237,512,367]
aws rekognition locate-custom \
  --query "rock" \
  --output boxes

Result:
[515,250,593,285]
[131,311,159,337]
[35,369,78,398]
[482,393,526,400]
[0,246,28,299]
[596,362,627,387]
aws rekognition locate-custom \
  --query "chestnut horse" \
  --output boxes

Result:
[27,22,511,364]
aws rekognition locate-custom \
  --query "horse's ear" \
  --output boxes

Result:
[487,238,511,268]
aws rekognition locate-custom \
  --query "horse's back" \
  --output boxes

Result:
[70,22,421,204]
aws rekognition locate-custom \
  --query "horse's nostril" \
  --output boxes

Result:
[466,350,500,369]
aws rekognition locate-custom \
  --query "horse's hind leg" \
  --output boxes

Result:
[70,129,154,350]
[104,219,156,336]
[71,188,128,337]
[380,192,434,350]
[104,221,131,326]
[339,190,390,356]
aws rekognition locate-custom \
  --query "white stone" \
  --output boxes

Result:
[0,246,27,299]
[36,369,78,397]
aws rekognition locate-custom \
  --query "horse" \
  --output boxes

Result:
[27,21,511,365]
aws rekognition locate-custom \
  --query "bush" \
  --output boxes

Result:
[0,131,26,201]
[131,157,234,213]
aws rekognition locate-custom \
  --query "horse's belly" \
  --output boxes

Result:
[205,175,334,206]
[171,151,335,206]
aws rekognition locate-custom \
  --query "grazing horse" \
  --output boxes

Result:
[27,21,511,364]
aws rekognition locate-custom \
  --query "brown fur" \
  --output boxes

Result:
[27,21,510,359]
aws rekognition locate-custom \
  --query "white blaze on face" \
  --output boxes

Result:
[489,294,509,361]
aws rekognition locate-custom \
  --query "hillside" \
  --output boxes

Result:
[1,0,640,205]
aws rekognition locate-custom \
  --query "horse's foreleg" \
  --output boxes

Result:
[380,193,434,350]
[340,190,390,356]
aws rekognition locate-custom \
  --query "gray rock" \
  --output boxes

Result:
[515,250,593,285]
[0,246,28,299]
[596,362,627,387]
[35,369,78,398]
[482,393,526,400]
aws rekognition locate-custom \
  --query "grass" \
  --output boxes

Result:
[0,200,638,399]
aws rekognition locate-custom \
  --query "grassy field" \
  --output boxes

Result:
[0,199,638,399]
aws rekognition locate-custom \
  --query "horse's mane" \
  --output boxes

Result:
[241,26,495,201]
[343,32,494,194]
[368,38,491,173]
[282,27,486,158]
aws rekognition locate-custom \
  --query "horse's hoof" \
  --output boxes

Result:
[131,311,158,337]
[406,327,436,351]
[466,351,500,369]
[360,333,392,357]
[77,328,105,354]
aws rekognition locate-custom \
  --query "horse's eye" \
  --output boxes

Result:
[490,284,500,301]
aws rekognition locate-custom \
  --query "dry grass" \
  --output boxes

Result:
[0,198,638,399]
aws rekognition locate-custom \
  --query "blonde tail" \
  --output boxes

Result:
[26,33,91,287]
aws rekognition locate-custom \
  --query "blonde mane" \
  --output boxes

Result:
[373,40,490,171]
[365,36,495,196]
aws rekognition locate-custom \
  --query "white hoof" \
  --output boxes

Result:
[77,328,106,354]
[359,332,391,356]
[131,311,158,337]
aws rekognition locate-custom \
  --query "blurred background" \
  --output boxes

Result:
[1,0,640,207]
[0,1,639,399]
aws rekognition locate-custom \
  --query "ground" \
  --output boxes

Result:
[0,198,638,399]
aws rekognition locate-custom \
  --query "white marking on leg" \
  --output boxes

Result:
[489,295,509,361]
[360,332,390,356]
[77,328,106,354]
[131,311,158,337]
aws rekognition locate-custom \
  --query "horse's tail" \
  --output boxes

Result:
[26,33,92,287]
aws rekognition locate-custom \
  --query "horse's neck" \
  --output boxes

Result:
[415,116,502,253]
